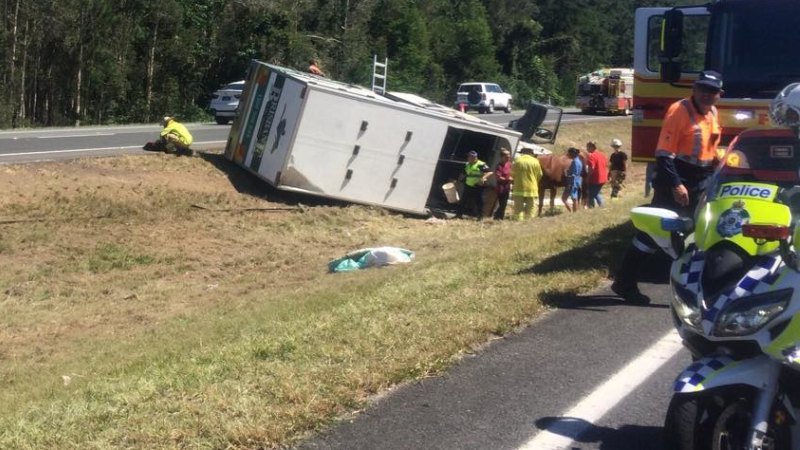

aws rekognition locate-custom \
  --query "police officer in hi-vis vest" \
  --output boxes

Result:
[456,150,492,220]
[612,70,725,304]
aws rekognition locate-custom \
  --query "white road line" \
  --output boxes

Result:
[37,133,116,138]
[518,330,683,450]
[0,141,227,157]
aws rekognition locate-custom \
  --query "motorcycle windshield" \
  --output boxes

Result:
[695,129,800,254]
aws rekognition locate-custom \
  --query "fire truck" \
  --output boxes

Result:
[575,68,634,115]
[632,0,800,162]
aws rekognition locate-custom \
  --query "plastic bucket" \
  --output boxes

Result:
[442,182,460,203]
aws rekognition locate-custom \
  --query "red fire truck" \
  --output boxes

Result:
[575,68,634,115]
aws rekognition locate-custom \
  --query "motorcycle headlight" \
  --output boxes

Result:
[671,280,702,331]
[714,288,793,337]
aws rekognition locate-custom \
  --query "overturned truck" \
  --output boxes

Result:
[224,60,528,215]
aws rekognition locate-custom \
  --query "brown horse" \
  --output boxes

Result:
[536,152,587,216]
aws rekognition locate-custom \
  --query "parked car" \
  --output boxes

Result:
[209,80,245,125]
[454,82,512,114]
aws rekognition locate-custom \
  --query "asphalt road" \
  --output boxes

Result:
[0,109,625,165]
[0,123,228,164]
[295,280,687,450]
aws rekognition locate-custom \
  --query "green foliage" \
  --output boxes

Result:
[0,0,673,126]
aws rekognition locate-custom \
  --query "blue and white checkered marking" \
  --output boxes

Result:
[701,255,783,332]
[674,355,737,393]
[678,248,705,292]
[782,344,800,366]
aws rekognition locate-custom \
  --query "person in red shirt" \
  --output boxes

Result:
[584,141,608,208]
[492,148,513,220]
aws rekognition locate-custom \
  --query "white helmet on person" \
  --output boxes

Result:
[769,83,800,128]
[161,116,173,127]
[610,138,622,148]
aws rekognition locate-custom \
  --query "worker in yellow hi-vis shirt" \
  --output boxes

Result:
[154,116,194,156]
[511,147,543,221]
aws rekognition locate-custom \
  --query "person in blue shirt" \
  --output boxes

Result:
[561,147,583,212]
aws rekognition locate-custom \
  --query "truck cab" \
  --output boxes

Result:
[632,0,800,162]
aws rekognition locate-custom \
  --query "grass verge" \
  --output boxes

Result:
[0,118,647,449]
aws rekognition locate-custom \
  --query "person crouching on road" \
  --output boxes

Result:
[456,150,492,220]
[159,116,194,156]
[511,147,543,220]
[561,147,583,213]
[612,70,724,305]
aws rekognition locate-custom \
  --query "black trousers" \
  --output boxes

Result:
[493,190,510,220]
[458,185,484,219]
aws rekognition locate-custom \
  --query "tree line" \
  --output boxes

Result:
[0,0,697,128]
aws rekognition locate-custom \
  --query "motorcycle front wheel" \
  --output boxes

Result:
[664,392,792,450]
[664,393,719,450]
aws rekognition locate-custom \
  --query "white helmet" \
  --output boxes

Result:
[610,138,622,148]
[769,83,800,128]
[161,116,173,127]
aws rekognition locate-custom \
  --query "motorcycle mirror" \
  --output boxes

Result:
[661,216,694,233]
[631,207,685,259]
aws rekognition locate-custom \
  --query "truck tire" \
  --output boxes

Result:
[215,116,231,125]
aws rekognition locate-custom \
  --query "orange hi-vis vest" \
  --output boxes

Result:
[655,98,722,166]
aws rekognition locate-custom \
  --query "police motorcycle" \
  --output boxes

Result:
[631,84,800,450]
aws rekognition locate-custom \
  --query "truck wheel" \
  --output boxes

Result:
[215,116,230,125]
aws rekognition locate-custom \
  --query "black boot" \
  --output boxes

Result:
[611,246,651,305]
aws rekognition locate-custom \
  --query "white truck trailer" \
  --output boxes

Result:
[224,61,523,215]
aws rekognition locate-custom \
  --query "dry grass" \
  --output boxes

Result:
[0,118,647,449]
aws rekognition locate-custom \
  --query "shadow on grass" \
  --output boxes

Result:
[516,221,672,284]
[196,152,351,209]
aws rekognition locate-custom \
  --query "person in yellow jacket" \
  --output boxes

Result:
[511,147,543,220]
[455,150,492,220]
[158,116,194,156]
